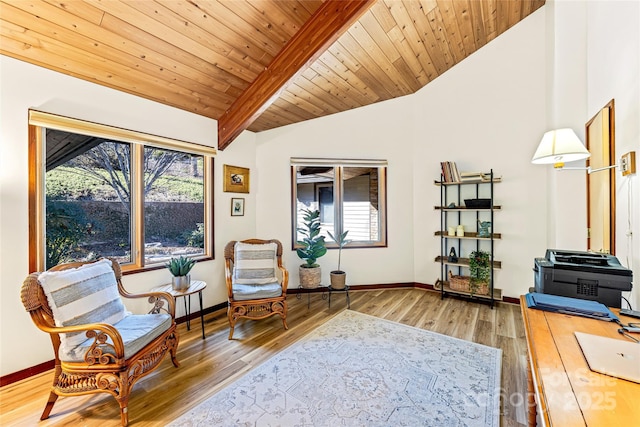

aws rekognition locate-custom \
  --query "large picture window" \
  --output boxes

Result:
[29,110,215,273]
[291,158,387,248]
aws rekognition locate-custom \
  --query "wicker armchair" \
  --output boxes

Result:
[21,258,179,426]
[224,239,289,339]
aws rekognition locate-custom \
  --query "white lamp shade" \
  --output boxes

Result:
[531,128,591,165]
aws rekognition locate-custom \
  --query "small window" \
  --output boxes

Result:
[291,158,387,248]
[29,110,215,272]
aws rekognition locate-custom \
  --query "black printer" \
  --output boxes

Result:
[533,249,633,308]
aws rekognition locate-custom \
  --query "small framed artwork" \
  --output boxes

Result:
[231,198,245,216]
[223,164,250,193]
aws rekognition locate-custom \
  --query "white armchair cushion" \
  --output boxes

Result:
[233,242,278,284]
[38,258,128,353]
[232,282,283,301]
[61,313,172,362]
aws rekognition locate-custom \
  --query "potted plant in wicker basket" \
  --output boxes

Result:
[166,255,196,291]
[296,208,327,288]
[327,230,351,290]
[468,250,491,296]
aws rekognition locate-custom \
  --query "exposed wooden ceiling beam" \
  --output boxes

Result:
[217,0,376,150]
[1,1,544,138]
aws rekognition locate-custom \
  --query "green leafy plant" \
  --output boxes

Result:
[469,250,491,295]
[296,208,327,268]
[45,202,94,269]
[186,223,205,248]
[327,230,351,273]
[165,255,196,277]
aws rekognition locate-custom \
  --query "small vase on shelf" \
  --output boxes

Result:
[448,247,458,263]
[478,220,491,238]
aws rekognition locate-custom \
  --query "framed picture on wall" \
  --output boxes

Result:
[231,198,245,216]
[223,164,250,193]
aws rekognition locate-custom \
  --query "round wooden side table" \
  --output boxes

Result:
[152,280,207,339]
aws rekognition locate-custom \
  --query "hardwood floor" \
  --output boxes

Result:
[0,289,530,426]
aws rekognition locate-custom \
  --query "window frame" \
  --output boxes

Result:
[290,158,388,250]
[28,110,216,274]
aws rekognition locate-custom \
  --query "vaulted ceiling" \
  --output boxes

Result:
[0,0,545,149]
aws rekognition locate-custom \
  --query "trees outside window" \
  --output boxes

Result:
[29,111,214,272]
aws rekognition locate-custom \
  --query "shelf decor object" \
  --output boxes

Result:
[464,198,491,208]
[477,220,491,238]
[448,271,489,296]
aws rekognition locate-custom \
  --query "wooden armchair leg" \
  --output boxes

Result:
[170,349,180,368]
[228,323,235,340]
[40,391,58,420]
[169,332,180,368]
[119,403,129,427]
[228,308,236,340]
[279,301,288,331]
[118,375,130,426]
[41,363,61,420]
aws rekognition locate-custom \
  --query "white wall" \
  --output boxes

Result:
[254,8,548,299]
[255,94,418,287]
[413,9,547,297]
[545,0,590,250]
[550,0,640,308]
[0,55,256,376]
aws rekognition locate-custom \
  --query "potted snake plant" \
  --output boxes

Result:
[166,255,196,291]
[327,230,351,289]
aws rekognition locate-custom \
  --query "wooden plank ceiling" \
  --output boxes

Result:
[0,0,545,149]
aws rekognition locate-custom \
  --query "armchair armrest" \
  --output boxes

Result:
[225,259,234,298]
[108,257,175,317]
[118,287,176,317]
[278,265,289,292]
[38,321,126,364]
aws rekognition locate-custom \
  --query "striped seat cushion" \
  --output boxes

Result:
[38,258,128,354]
[233,242,278,285]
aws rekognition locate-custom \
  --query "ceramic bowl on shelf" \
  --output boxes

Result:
[464,198,491,208]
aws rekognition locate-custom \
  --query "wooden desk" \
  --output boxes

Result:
[520,295,640,426]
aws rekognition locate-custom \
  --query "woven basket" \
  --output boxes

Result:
[448,271,489,295]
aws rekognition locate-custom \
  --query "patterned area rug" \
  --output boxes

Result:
[169,310,501,427]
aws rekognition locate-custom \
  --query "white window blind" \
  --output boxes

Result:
[29,110,216,157]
